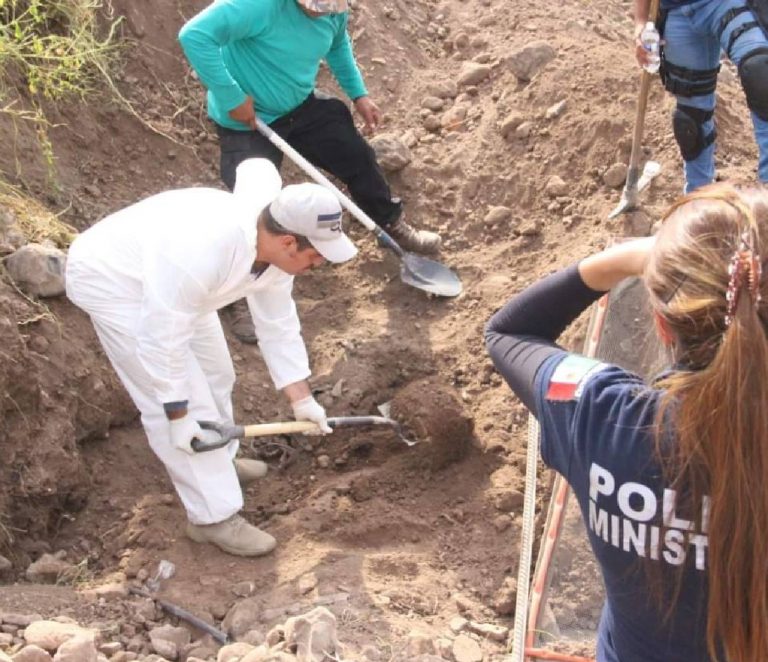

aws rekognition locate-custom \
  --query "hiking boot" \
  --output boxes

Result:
[387,217,442,254]
[226,299,258,345]
[186,514,277,557]
[234,458,268,485]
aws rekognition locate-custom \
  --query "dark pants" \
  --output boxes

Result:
[217,93,402,227]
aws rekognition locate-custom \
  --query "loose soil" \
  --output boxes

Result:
[0,0,761,659]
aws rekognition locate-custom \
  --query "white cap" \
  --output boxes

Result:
[269,183,358,264]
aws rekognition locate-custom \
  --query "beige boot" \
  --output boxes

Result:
[234,458,268,485]
[186,514,276,557]
[387,217,442,254]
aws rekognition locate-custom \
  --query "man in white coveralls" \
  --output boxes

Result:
[66,158,357,557]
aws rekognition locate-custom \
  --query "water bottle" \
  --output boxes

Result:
[640,21,661,74]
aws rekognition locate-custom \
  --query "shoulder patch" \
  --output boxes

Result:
[546,354,608,401]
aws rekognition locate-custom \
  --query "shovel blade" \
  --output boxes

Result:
[608,161,661,219]
[401,253,462,297]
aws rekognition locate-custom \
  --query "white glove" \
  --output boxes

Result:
[291,396,332,434]
[169,416,221,454]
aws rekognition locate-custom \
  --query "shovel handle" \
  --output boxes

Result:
[255,118,393,241]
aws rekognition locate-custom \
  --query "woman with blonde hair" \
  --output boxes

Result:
[485,183,767,661]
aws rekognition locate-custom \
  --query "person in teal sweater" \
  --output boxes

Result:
[179,0,442,329]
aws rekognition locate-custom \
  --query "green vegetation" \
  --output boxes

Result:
[0,0,121,174]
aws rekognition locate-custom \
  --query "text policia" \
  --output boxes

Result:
[588,463,709,571]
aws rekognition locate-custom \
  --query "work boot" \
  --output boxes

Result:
[226,299,258,345]
[234,458,268,485]
[387,217,442,254]
[186,514,277,557]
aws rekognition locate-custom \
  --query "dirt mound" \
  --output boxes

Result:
[391,377,473,469]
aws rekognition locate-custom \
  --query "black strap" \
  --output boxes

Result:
[728,21,760,55]
[718,6,751,40]
[661,62,720,96]
[677,104,715,123]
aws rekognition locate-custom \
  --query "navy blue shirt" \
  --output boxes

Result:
[535,352,712,662]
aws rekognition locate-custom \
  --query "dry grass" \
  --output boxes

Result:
[0,179,76,247]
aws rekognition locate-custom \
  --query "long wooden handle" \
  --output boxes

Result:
[625,0,662,183]
[241,421,320,437]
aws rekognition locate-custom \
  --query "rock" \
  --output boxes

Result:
[217,643,255,662]
[297,573,318,595]
[238,648,269,662]
[25,554,73,583]
[0,634,13,647]
[3,615,42,628]
[426,80,458,99]
[421,97,445,111]
[109,651,138,662]
[507,41,557,81]
[423,115,442,133]
[545,100,567,119]
[493,577,518,616]
[483,207,512,225]
[602,163,628,189]
[223,599,261,639]
[241,631,265,647]
[23,623,97,652]
[435,638,453,658]
[0,555,11,572]
[96,644,121,657]
[545,176,568,197]
[12,646,52,662]
[449,616,468,634]
[499,112,525,138]
[369,134,411,172]
[150,641,176,661]
[4,244,67,298]
[81,583,127,602]
[316,454,331,469]
[283,607,338,662]
[148,626,189,654]
[452,635,483,662]
[467,622,509,642]
[232,581,255,598]
[457,62,492,86]
[53,636,98,662]
[0,651,10,662]
[441,104,468,130]
[454,32,470,49]
[404,631,434,657]
[494,490,525,512]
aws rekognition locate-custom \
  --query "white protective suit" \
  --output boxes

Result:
[66,161,309,524]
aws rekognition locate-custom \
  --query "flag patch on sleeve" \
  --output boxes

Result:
[546,354,607,401]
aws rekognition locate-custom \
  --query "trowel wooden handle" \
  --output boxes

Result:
[241,421,320,437]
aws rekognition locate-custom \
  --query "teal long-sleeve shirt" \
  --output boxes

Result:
[179,0,368,129]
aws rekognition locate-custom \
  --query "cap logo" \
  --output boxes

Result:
[317,211,342,233]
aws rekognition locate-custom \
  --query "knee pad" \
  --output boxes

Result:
[739,48,768,121]
[673,105,716,162]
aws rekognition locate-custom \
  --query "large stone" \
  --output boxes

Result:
[369,134,412,172]
[222,598,261,639]
[484,206,512,225]
[0,555,12,572]
[499,112,525,138]
[149,625,191,655]
[425,80,458,99]
[2,615,42,628]
[452,634,483,662]
[545,175,568,197]
[467,621,509,642]
[12,646,52,662]
[602,162,628,189]
[4,244,67,297]
[493,577,518,616]
[457,62,492,86]
[23,622,96,652]
[507,41,557,81]
[25,554,74,584]
[216,643,254,662]
[52,636,97,662]
[283,607,338,662]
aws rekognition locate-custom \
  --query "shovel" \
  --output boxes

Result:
[608,0,662,220]
[254,117,462,298]
[191,415,418,453]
